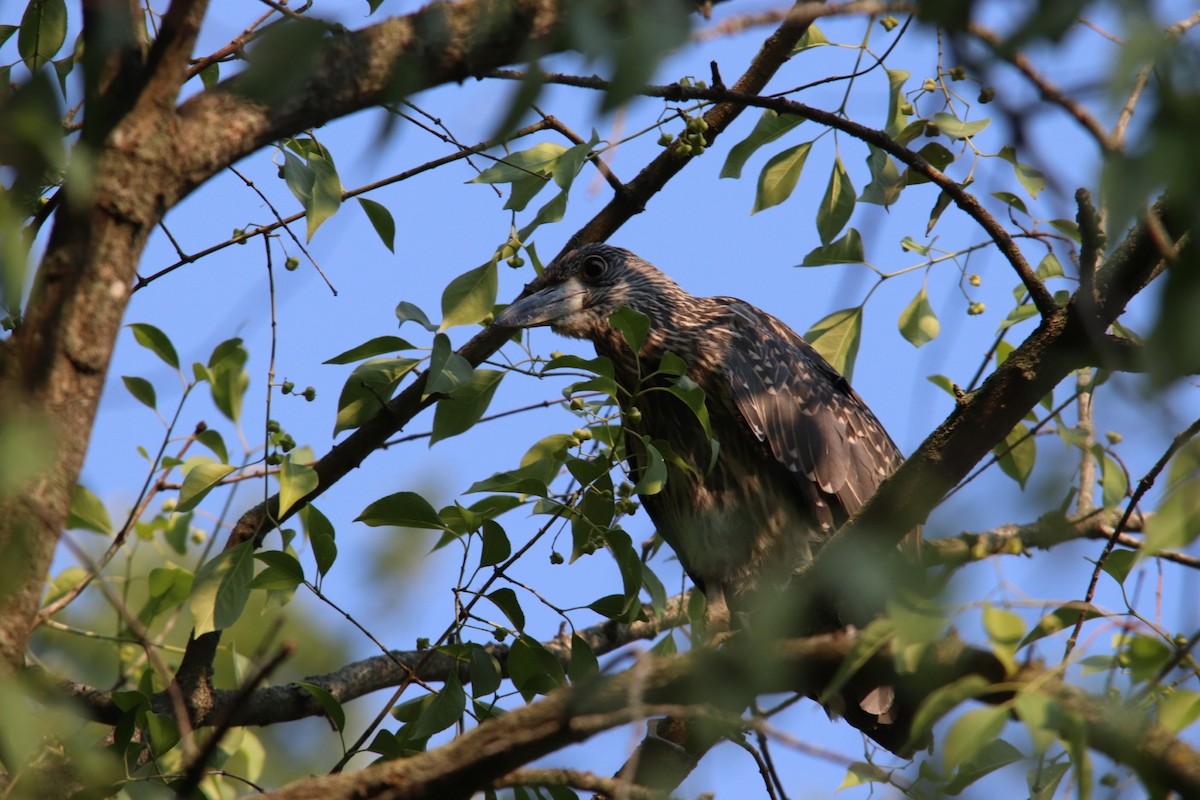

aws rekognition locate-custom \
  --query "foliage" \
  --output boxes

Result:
[0,1,1198,799]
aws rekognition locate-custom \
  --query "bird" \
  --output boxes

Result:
[493,242,915,751]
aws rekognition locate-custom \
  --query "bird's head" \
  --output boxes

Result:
[493,243,684,342]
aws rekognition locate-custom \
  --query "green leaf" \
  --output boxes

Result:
[816,157,855,245]
[357,491,444,530]
[479,519,510,568]
[861,145,904,207]
[139,567,194,625]
[608,306,650,352]
[945,738,1025,794]
[567,634,599,682]
[471,142,567,186]
[998,145,1046,198]
[800,228,864,266]
[281,144,343,241]
[837,762,888,791]
[278,457,318,517]
[904,142,955,185]
[190,542,255,635]
[942,706,1009,771]
[207,339,249,423]
[122,376,157,410]
[720,110,804,179]
[425,334,475,399]
[1000,301,1038,330]
[1125,634,1172,682]
[333,357,420,434]
[486,587,525,631]
[1159,689,1200,734]
[933,112,990,139]
[440,262,498,331]
[395,301,437,332]
[145,711,181,756]
[983,605,1024,671]
[249,550,305,591]
[632,437,667,496]
[301,505,337,577]
[1036,252,1064,279]
[1018,602,1104,648]
[177,461,236,512]
[991,190,1029,217]
[898,286,940,348]
[994,422,1036,488]
[1100,548,1137,586]
[69,484,112,535]
[751,141,813,213]
[431,369,504,444]
[128,323,180,369]
[884,68,911,137]
[469,646,502,698]
[927,188,954,233]
[792,21,830,52]
[804,306,862,382]
[467,465,551,497]
[905,674,992,751]
[196,429,229,464]
[356,197,395,252]
[1098,452,1128,508]
[18,0,67,73]
[508,636,565,701]
[297,681,346,731]
[324,335,415,365]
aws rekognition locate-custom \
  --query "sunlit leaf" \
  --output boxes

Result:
[861,145,903,207]
[804,306,862,381]
[998,145,1046,198]
[250,550,305,591]
[68,484,112,535]
[440,262,498,330]
[395,301,437,332]
[884,68,911,137]
[995,422,1036,488]
[801,228,864,266]
[324,336,415,365]
[942,706,1009,771]
[122,376,156,410]
[177,461,236,512]
[431,369,504,444]
[898,286,940,347]
[278,457,318,517]
[632,437,666,495]
[190,541,255,634]
[609,306,650,352]
[933,112,990,139]
[334,358,420,434]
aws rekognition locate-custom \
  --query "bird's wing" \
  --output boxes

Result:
[714,299,903,530]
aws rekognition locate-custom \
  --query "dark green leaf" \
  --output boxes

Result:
[945,738,1025,794]
[567,634,598,682]
[249,550,305,591]
[904,142,955,185]
[632,437,666,496]
[128,323,180,369]
[431,369,504,444]
[1019,602,1104,648]
[927,187,954,233]
[357,491,445,530]
[324,336,415,365]
[122,375,156,410]
[817,156,856,245]
[409,672,466,739]
[752,141,813,213]
[356,197,395,252]
[145,711,180,756]
[860,145,904,207]
[486,587,525,631]
[469,646,502,698]
[441,262,498,331]
[301,505,337,577]
[297,681,346,730]
[190,541,255,634]
[508,636,565,701]
[720,110,804,180]
[68,484,112,535]
[479,519,511,568]
[884,69,911,137]
[1100,548,1137,586]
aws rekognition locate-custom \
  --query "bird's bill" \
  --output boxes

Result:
[493,279,585,328]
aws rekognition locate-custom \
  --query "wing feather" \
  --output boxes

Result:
[716,299,902,530]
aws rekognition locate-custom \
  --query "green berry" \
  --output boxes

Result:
[978,87,996,104]
[416,637,430,651]
[626,407,642,423]
[968,301,986,315]
[968,274,981,287]
[284,256,299,271]
[507,255,525,269]
[1106,431,1123,445]
[922,78,937,92]
[266,419,281,433]
[572,428,592,442]
[658,132,674,147]
[493,627,508,642]
[281,380,294,394]
[879,15,899,31]
[550,551,564,565]
[949,66,966,81]
[569,397,586,411]
[302,387,316,401]
[899,102,914,116]
[266,453,283,466]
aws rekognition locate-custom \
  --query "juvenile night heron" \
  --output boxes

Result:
[494,243,912,750]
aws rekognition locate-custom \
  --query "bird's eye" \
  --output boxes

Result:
[581,255,607,281]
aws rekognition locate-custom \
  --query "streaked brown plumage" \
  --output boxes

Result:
[494,243,911,750]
